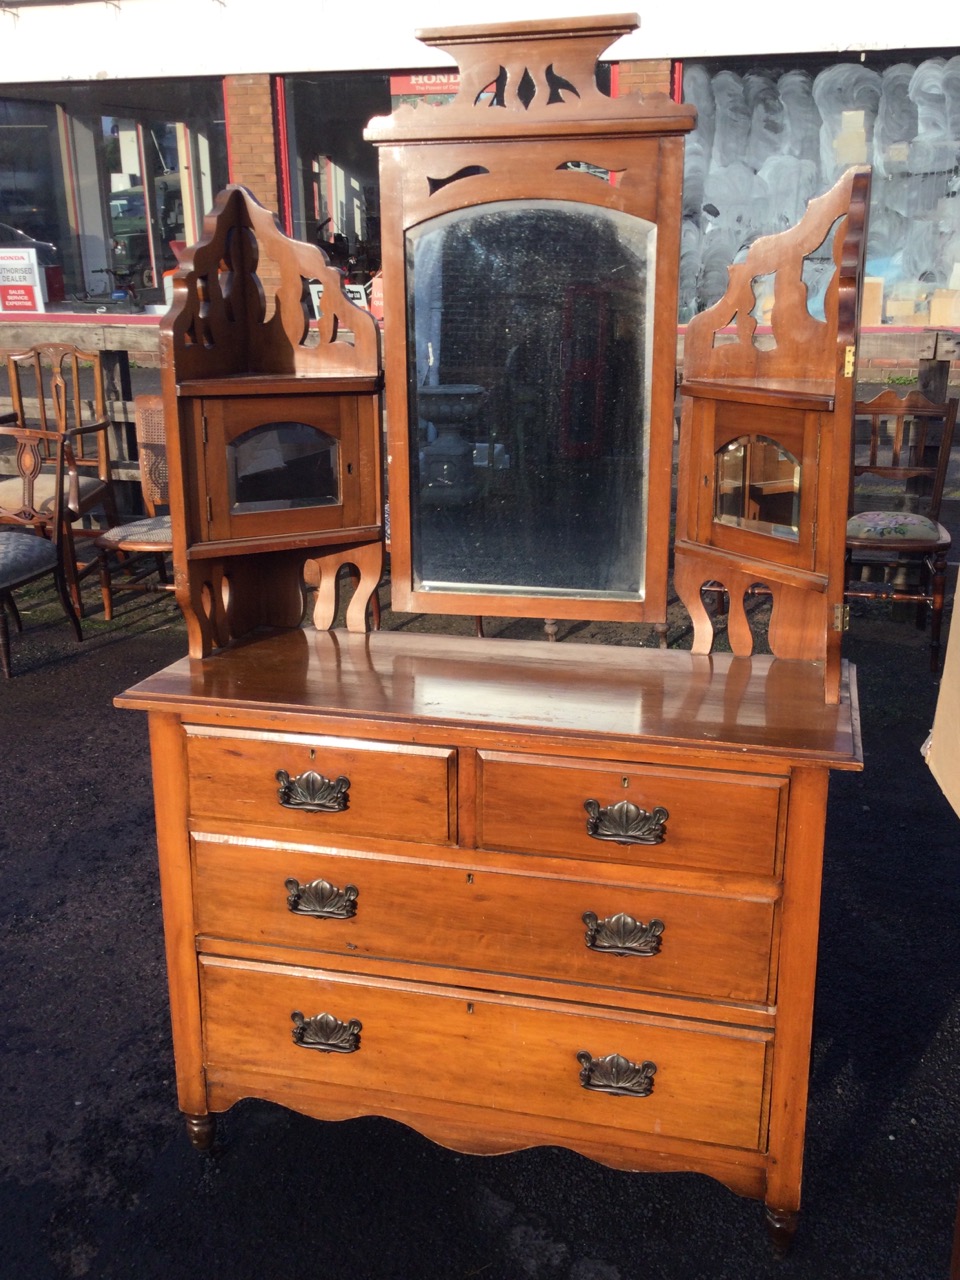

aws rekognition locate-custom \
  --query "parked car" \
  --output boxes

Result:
[110,177,182,288]
[0,221,59,266]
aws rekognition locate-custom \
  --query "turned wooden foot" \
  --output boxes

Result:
[765,1205,798,1254]
[184,1113,216,1152]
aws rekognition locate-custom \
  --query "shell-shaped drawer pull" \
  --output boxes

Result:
[577,1050,657,1097]
[285,877,359,919]
[275,769,350,812]
[291,1011,362,1053]
[583,799,668,846]
[582,911,664,956]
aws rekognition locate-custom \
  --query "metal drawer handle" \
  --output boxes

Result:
[285,877,359,919]
[577,1050,657,1097]
[582,911,664,956]
[291,1011,361,1053]
[583,799,668,846]
[276,769,350,812]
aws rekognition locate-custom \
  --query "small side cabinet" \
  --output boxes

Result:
[160,185,384,657]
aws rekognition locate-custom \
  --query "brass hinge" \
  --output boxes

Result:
[843,345,856,378]
[206,495,213,522]
[201,415,208,444]
[833,603,850,632]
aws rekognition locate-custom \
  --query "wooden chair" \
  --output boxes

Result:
[94,394,173,620]
[0,422,83,677]
[846,390,958,671]
[0,344,119,617]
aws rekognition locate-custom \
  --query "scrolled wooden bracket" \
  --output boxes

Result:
[276,769,350,812]
[291,1011,362,1054]
[583,799,669,846]
[582,911,665,956]
[577,1051,657,1097]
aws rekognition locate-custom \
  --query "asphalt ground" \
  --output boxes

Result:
[0,580,957,1279]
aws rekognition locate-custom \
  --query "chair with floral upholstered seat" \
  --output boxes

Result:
[846,390,958,672]
[0,422,82,677]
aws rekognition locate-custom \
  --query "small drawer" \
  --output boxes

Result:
[200,956,770,1151]
[185,727,455,845]
[478,753,785,876]
[194,837,777,1003]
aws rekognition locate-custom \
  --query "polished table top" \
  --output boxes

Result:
[118,628,862,769]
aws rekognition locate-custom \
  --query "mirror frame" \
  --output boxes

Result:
[365,15,696,623]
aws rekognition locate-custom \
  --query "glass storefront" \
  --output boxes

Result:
[283,73,392,295]
[680,51,960,327]
[4,54,956,325]
[0,78,227,305]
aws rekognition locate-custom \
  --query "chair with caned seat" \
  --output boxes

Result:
[0,344,119,616]
[94,394,173,620]
[846,390,958,672]
[0,422,82,677]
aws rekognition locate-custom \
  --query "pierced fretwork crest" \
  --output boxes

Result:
[165,184,380,383]
[291,1011,362,1054]
[583,799,669,846]
[582,911,665,956]
[367,16,696,144]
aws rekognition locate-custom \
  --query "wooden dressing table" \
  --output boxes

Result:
[118,15,869,1248]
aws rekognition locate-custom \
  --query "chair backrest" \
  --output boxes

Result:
[850,390,959,520]
[0,423,70,547]
[0,344,110,473]
[133,394,169,515]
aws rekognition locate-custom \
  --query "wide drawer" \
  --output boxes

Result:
[200,956,770,1151]
[477,753,785,876]
[193,836,777,1004]
[185,727,455,845]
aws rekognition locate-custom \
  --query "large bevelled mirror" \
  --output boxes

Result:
[406,200,655,600]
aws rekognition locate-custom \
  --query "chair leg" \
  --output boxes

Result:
[98,548,115,622]
[929,551,947,674]
[4,592,23,634]
[53,566,84,643]
[0,595,11,678]
[61,522,86,619]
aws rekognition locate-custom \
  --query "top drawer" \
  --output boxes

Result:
[185,727,455,846]
[477,753,785,876]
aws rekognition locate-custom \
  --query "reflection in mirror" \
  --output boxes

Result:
[406,200,655,600]
[714,435,800,540]
[227,421,339,513]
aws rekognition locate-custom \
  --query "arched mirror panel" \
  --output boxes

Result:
[406,199,655,600]
[714,434,801,541]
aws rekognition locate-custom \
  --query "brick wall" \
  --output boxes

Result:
[616,59,672,98]
[223,74,279,210]
[222,73,283,304]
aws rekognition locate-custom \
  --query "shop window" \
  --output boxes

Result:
[284,73,393,304]
[0,97,69,304]
[680,51,960,328]
[0,79,226,307]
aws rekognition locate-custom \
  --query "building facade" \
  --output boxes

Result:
[0,2,956,378]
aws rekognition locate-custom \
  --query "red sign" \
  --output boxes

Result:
[390,73,460,96]
[0,284,40,311]
[369,273,384,322]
